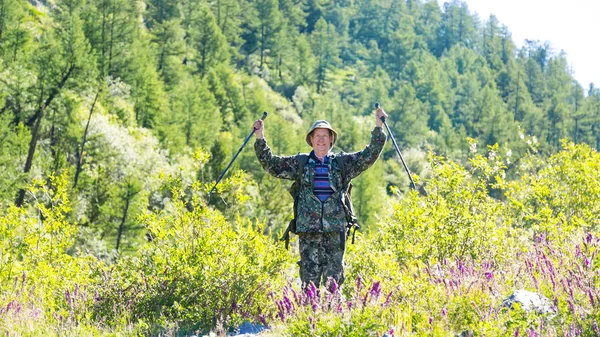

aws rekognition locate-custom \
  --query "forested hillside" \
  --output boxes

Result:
[1,0,600,335]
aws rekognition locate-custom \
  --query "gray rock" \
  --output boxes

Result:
[502,289,557,316]
[227,322,268,336]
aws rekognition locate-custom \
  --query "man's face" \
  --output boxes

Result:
[310,128,332,154]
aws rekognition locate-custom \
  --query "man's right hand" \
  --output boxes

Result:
[253,119,264,139]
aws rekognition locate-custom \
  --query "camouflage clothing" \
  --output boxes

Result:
[299,232,345,288]
[254,127,386,233]
[254,126,386,287]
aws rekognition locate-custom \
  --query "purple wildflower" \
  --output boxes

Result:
[311,303,317,312]
[328,278,338,294]
[529,329,537,337]
[383,291,393,307]
[593,321,600,336]
[575,245,582,257]
[347,301,353,310]
[441,308,447,317]
[291,288,300,304]
[586,233,593,244]
[389,328,395,336]
[284,295,293,312]
[588,290,595,306]
[484,271,494,280]
[370,281,381,299]
[584,257,590,268]
[567,300,576,316]
[232,300,237,311]
[428,316,433,325]
[357,276,363,291]
[259,314,267,327]
[306,284,315,301]
[514,328,519,337]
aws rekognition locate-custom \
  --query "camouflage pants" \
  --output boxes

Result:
[298,231,345,289]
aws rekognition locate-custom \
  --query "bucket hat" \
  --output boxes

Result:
[306,120,338,147]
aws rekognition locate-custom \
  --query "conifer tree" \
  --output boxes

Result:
[82,0,137,78]
[16,0,94,206]
[190,4,229,78]
[436,0,478,56]
[121,34,168,129]
[243,0,283,71]
[145,0,180,28]
[151,18,186,86]
[310,18,339,93]
[414,0,442,54]
[160,76,220,151]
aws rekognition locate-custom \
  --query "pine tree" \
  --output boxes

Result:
[16,0,94,206]
[145,0,180,28]
[310,18,339,93]
[121,34,168,129]
[160,76,221,151]
[190,4,229,78]
[151,18,186,86]
[82,0,137,78]
[436,0,478,57]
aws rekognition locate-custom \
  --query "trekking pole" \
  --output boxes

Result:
[376,103,427,195]
[208,111,268,198]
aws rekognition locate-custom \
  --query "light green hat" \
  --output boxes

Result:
[306,120,338,147]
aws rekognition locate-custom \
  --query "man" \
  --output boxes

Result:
[253,107,387,289]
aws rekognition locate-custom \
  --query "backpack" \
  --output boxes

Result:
[280,154,360,249]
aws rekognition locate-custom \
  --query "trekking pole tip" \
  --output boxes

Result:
[261,111,268,120]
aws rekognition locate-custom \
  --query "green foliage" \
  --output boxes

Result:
[503,140,600,235]
[94,174,293,333]
[0,174,105,335]
[378,146,512,264]
[0,115,29,204]
[2,0,600,334]
[189,4,229,78]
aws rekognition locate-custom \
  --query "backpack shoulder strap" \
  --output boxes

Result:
[281,153,309,249]
[335,153,360,244]
[334,154,347,186]
[297,153,309,180]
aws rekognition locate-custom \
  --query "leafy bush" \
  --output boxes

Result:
[503,140,600,236]
[93,174,294,334]
[377,148,515,265]
[0,174,104,335]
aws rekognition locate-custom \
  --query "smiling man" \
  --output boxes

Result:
[253,108,387,290]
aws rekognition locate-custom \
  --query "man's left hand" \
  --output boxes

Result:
[376,107,388,127]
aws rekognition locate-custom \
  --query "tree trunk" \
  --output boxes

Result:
[16,65,75,207]
[115,197,130,252]
[74,89,101,188]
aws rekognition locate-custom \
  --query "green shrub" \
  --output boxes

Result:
[93,174,294,334]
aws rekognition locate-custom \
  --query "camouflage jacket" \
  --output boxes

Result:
[254,127,386,233]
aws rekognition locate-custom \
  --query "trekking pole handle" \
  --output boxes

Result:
[209,111,268,198]
[259,111,268,122]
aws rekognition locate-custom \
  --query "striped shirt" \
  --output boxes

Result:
[311,152,334,202]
